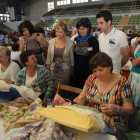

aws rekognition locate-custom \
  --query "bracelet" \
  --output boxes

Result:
[116,106,122,116]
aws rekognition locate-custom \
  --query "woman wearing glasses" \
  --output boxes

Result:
[74,17,99,89]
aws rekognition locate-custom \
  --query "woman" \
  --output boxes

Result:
[74,17,99,89]
[46,20,74,88]
[0,46,20,84]
[15,51,54,107]
[128,37,140,110]
[53,52,134,140]
[18,20,48,65]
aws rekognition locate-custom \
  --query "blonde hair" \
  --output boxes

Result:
[0,46,11,60]
[55,20,68,33]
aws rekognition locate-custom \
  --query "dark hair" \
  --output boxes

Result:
[18,20,35,35]
[20,51,34,66]
[76,18,91,34]
[0,30,3,34]
[35,27,45,36]
[50,29,56,38]
[11,43,20,51]
[96,10,112,24]
[89,52,113,73]
[12,37,19,43]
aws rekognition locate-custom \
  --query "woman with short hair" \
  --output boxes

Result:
[46,20,74,87]
[15,51,54,107]
[19,20,48,65]
[74,17,99,89]
[0,46,20,84]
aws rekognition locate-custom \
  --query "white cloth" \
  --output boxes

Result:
[10,51,21,61]
[0,61,20,81]
[131,37,137,46]
[0,80,10,92]
[99,27,128,74]
[70,34,78,41]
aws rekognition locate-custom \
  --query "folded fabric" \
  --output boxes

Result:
[5,119,76,140]
[0,98,45,134]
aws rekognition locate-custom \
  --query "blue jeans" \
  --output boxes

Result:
[0,88,21,101]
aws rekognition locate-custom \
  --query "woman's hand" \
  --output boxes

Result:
[43,98,47,107]
[52,93,66,107]
[73,94,86,105]
[100,104,120,116]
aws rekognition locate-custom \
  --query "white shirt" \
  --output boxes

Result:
[11,51,21,61]
[99,27,128,74]
[70,34,78,41]
[0,61,20,81]
[26,71,37,88]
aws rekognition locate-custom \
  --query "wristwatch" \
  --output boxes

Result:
[116,106,122,116]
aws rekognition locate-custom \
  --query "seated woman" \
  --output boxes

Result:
[14,51,54,107]
[0,46,20,84]
[53,52,134,140]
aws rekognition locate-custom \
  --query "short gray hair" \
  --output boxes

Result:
[0,46,11,60]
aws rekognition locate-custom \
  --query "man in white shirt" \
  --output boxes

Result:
[96,10,129,74]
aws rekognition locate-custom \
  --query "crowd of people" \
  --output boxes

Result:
[0,10,140,140]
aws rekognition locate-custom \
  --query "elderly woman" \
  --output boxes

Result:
[19,20,48,65]
[46,20,74,88]
[53,52,134,140]
[15,51,54,107]
[74,17,99,89]
[0,46,20,84]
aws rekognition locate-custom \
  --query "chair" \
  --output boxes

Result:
[56,82,82,95]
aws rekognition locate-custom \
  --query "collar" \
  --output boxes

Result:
[103,27,116,36]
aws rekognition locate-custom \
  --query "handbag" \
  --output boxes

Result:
[125,107,139,133]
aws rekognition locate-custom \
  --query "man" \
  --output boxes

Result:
[70,28,78,41]
[96,10,129,74]
[0,30,5,46]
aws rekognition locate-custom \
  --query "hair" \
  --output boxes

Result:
[12,37,19,43]
[76,18,91,34]
[0,46,11,60]
[50,29,56,38]
[35,27,45,36]
[18,20,35,35]
[89,52,113,73]
[55,20,68,33]
[11,43,20,51]
[20,51,34,66]
[0,30,3,34]
[96,10,112,24]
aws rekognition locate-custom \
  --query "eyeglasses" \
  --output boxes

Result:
[78,27,87,31]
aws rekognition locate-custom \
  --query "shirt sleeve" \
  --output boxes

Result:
[118,31,128,48]
[83,74,96,91]
[121,79,133,104]
[10,62,20,82]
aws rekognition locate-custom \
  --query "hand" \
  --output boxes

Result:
[52,93,66,107]
[73,94,86,105]
[43,98,47,107]
[100,104,119,116]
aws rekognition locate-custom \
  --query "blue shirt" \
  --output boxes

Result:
[132,50,140,74]
[0,35,5,45]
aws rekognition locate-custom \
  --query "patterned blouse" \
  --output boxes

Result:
[83,74,133,132]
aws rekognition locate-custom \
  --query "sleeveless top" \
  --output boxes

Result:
[23,35,45,65]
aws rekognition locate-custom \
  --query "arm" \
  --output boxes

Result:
[37,33,48,48]
[14,71,22,86]
[46,41,51,68]
[20,37,25,52]
[70,42,74,67]
[121,46,129,67]
[131,55,140,67]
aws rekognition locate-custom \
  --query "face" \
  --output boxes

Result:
[25,54,37,67]
[56,28,65,39]
[0,51,9,64]
[93,66,111,81]
[97,17,111,33]
[22,28,31,37]
[78,26,89,37]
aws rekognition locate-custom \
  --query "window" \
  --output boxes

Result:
[48,2,54,11]
[72,0,88,4]
[92,0,103,1]
[57,0,70,6]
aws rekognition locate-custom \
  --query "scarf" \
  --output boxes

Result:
[76,34,93,42]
